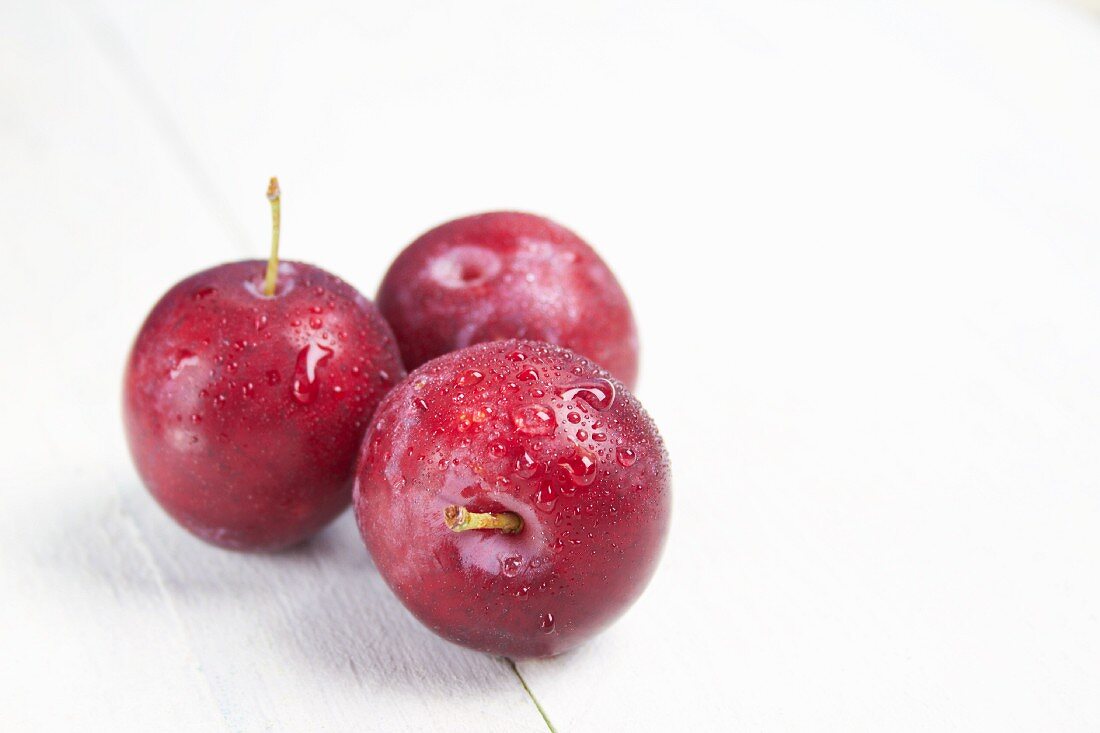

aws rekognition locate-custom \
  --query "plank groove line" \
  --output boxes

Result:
[509,659,558,733]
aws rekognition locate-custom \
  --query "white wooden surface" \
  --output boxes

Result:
[3,0,1100,730]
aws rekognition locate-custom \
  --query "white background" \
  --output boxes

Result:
[3,0,1100,730]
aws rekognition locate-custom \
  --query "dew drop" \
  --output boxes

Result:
[292,341,334,404]
[558,446,598,487]
[539,612,556,633]
[512,404,555,435]
[500,554,523,578]
[533,481,558,512]
[515,450,543,479]
[567,411,582,424]
[506,351,527,362]
[559,378,616,411]
[414,397,429,411]
[616,447,637,467]
[576,429,588,441]
[168,350,198,379]
[457,369,484,387]
[192,286,215,300]
[517,368,539,381]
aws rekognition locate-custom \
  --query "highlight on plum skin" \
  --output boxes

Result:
[352,339,670,658]
[376,211,640,389]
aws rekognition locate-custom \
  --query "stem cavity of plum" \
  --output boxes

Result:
[262,177,281,296]
[443,505,524,534]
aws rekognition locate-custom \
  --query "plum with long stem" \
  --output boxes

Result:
[123,178,405,550]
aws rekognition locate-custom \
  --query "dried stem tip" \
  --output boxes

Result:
[443,505,524,534]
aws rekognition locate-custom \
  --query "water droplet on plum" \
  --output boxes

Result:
[558,446,598,487]
[533,481,557,512]
[500,554,523,577]
[559,378,616,411]
[168,350,198,379]
[515,450,542,478]
[512,404,555,435]
[456,369,484,386]
[292,341,334,404]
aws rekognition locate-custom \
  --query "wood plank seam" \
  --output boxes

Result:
[509,659,558,733]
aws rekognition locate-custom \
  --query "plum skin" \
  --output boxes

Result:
[376,211,640,389]
[353,339,670,658]
[123,260,405,551]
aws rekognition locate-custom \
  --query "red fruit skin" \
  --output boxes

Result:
[353,339,669,658]
[123,260,405,551]
[376,212,640,389]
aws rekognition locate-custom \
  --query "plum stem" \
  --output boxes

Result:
[262,177,281,296]
[444,505,523,534]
